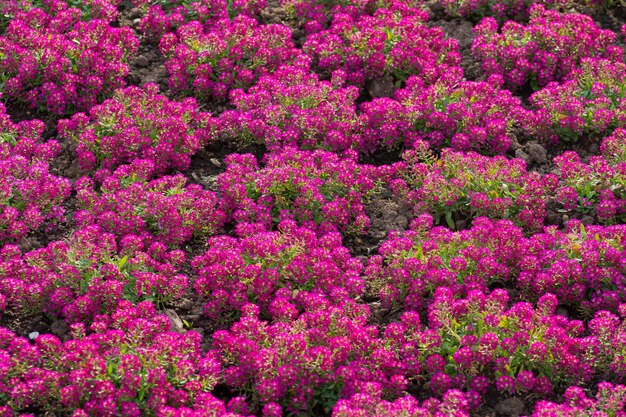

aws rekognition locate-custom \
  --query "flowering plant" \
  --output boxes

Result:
[472,5,622,91]
[390,144,556,230]
[302,8,460,86]
[159,16,302,100]
[58,83,214,174]
[75,159,225,247]
[193,220,364,320]
[359,71,523,153]
[219,65,360,152]
[217,148,379,235]
[0,302,223,416]
[554,133,626,223]
[0,5,138,114]
[0,225,189,323]
[137,0,267,41]
[525,58,626,143]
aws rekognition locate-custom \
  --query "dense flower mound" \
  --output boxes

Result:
[192,220,364,320]
[212,299,382,416]
[136,0,267,40]
[525,58,626,143]
[280,0,424,32]
[390,144,556,230]
[0,2,138,114]
[0,155,70,244]
[358,70,524,153]
[333,384,470,417]
[554,131,626,223]
[0,106,70,243]
[367,216,626,315]
[0,225,189,324]
[217,148,379,235]
[159,16,303,100]
[440,0,571,21]
[0,301,227,416]
[471,5,622,91]
[532,383,626,416]
[302,7,460,86]
[219,65,360,152]
[57,84,214,174]
[0,101,59,162]
[0,0,121,33]
[74,160,225,247]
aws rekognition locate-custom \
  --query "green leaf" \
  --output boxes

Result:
[445,211,455,229]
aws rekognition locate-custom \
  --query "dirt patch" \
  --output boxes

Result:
[434,18,482,81]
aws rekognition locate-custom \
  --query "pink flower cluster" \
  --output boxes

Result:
[217,148,378,235]
[280,0,423,33]
[0,225,188,323]
[75,159,225,247]
[366,216,626,315]
[525,58,626,143]
[302,8,460,86]
[0,103,70,243]
[441,0,571,21]
[359,70,523,153]
[1,0,120,31]
[0,301,226,417]
[219,65,360,152]
[390,144,556,230]
[137,0,267,41]
[159,16,303,100]
[533,383,626,416]
[192,220,364,320]
[0,1,138,114]
[212,299,380,415]
[472,5,622,91]
[555,131,626,223]
[57,83,214,174]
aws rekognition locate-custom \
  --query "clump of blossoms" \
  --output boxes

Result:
[471,5,622,91]
[0,302,227,416]
[1,0,120,32]
[0,6,138,114]
[192,220,364,320]
[525,58,626,143]
[365,216,527,310]
[75,159,225,247]
[57,83,214,174]
[580,310,626,382]
[302,8,460,87]
[386,289,593,400]
[0,156,70,243]
[518,220,626,315]
[0,225,189,323]
[532,382,626,416]
[366,217,626,315]
[333,383,470,417]
[358,71,523,153]
[554,135,626,223]
[440,0,571,21]
[0,100,59,162]
[213,298,403,415]
[159,17,303,101]
[217,148,379,235]
[137,0,267,41]
[280,0,423,33]
[219,65,360,152]
[390,143,556,230]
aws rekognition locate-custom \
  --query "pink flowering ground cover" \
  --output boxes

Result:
[1,1,626,416]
